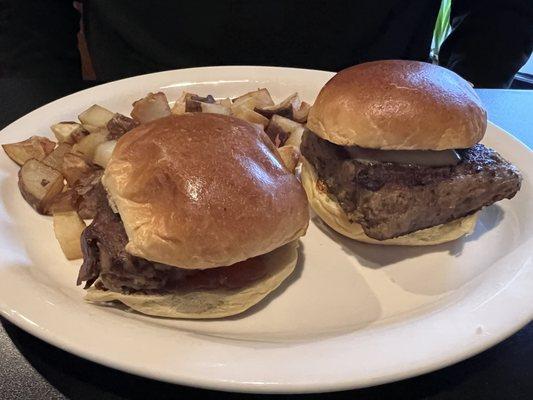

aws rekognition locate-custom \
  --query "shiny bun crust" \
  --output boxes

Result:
[103,114,309,269]
[301,158,478,245]
[307,60,487,150]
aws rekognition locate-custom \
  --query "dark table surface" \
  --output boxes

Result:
[0,79,531,400]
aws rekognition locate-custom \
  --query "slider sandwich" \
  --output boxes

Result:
[301,60,521,245]
[78,113,309,318]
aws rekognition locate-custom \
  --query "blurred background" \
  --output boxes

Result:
[1,0,531,88]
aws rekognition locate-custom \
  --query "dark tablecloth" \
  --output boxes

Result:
[0,79,531,399]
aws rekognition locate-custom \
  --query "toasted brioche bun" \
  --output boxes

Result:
[85,241,299,319]
[301,158,478,245]
[307,60,487,150]
[103,114,309,269]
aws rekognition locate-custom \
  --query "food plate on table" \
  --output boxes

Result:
[0,66,532,393]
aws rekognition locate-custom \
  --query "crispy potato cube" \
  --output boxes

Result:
[265,115,304,147]
[131,92,171,123]
[293,101,311,123]
[284,125,305,148]
[171,101,186,115]
[82,124,100,133]
[200,102,230,115]
[217,98,233,108]
[233,88,274,108]
[93,140,117,168]
[53,211,86,260]
[230,97,256,114]
[106,114,137,139]
[185,94,216,112]
[2,136,56,166]
[78,104,115,127]
[255,93,300,120]
[18,159,64,214]
[277,145,301,173]
[270,114,303,132]
[42,143,72,171]
[72,130,109,161]
[171,92,191,115]
[232,107,269,128]
[50,122,88,144]
[62,153,96,186]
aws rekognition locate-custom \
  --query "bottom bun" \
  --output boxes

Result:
[301,158,478,246]
[84,241,298,319]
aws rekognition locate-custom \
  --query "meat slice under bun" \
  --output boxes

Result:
[103,113,309,269]
[300,158,478,246]
[307,60,487,150]
[84,241,298,319]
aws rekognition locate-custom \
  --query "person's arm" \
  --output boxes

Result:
[0,0,81,78]
[439,0,533,88]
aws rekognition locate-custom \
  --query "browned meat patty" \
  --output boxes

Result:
[301,130,522,240]
[77,186,268,294]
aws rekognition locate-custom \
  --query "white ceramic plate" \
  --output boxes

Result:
[0,66,532,394]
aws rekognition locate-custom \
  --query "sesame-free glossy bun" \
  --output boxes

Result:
[103,113,309,269]
[307,60,487,150]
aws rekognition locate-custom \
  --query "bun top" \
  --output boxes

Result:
[307,60,487,150]
[103,113,309,269]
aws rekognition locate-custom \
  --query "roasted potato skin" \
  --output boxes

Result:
[131,92,171,123]
[2,136,56,166]
[107,114,137,140]
[62,152,97,186]
[42,143,72,172]
[18,159,65,214]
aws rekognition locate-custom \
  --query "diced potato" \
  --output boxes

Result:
[48,189,80,213]
[230,97,257,114]
[270,114,303,132]
[82,124,100,133]
[42,143,72,171]
[62,153,96,186]
[2,136,56,166]
[50,122,88,144]
[18,159,64,214]
[184,94,217,112]
[265,115,304,147]
[284,126,305,148]
[277,145,301,173]
[171,92,191,115]
[93,140,117,168]
[72,130,109,160]
[131,92,171,123]
[53,211,86,260]
[50,121,89,144]
[232,107,269,128]
[233,88,274,108]
[255,93,300,120]
[200,102,230,115]
[106,113,137,140]
[78,104,115,127]
[171,101,186,115]
[217,98,232,108]
[293,101,311,123]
